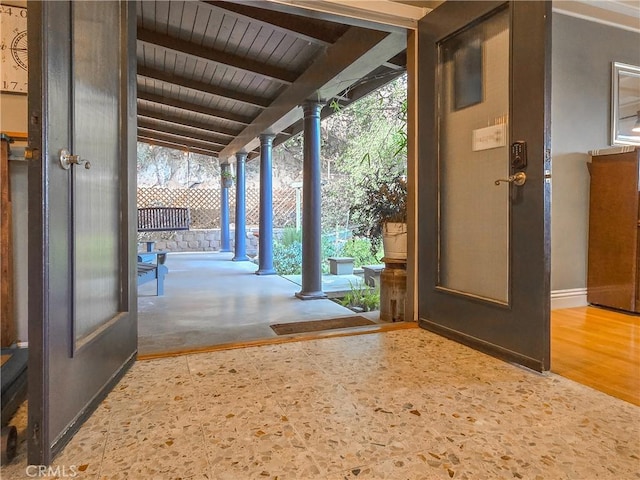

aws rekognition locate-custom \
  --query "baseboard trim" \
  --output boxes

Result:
[418,318,546,372]
[551,288,587,310]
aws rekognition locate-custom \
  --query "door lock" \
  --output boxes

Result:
[494,171,526,186]
[59,149,91,170]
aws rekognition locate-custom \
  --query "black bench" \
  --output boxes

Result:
[137,207,189,295]
[137,207,190,232]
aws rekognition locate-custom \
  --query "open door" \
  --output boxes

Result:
[27,1,137,464]
[417,2,551,371]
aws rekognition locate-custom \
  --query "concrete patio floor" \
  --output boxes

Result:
[138,252,378,356]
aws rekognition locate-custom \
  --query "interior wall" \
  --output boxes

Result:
[1,96,28,344]
[1,1,29,343]
[551,13,640,293]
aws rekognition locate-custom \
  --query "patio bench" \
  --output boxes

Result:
[137,207,190,232]
[137,207,191,252]
[137,252,168,296]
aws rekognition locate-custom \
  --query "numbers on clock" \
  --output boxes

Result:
[1,5,28,94]
[11,30,27,71]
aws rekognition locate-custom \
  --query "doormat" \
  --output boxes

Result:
[270,316,375,335]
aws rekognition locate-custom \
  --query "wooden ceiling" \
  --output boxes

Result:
[136,1,408,161]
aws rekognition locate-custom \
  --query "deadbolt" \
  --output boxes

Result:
[494,171,526,186]
[59,148,91,170]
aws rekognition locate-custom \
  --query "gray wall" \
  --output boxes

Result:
[551,13,640,291]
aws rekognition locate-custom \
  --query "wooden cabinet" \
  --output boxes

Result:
[587,146,640,313]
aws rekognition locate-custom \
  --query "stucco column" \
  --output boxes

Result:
[256,134,276,275]
[296,101,327,299]
[232,152,249,261]
[219,162,232,252]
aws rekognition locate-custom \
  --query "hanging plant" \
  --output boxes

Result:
[221,170,234,188]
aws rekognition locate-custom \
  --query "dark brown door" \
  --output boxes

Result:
[417,1,551,371]
[27,1,137,464]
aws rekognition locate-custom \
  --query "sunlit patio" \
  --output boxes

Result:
[137,252,388,357]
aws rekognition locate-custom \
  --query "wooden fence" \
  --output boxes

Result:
[137,187,297,229]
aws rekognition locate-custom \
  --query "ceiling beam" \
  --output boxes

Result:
[553,1,640,33]
[137,136,219,157]
[265,0,428,29]
[137,107,240,138]
[138,119,228,147]
[202,1,345,46]
[137,27,298,84]
[340,67,406,103]
[241,0,409,33]
[137,66,271,109]
[277,67,406,146]
[218,26,406,159]
[138,91,252,126]
[138,128,223,153]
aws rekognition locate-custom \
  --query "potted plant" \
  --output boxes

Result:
[350,168,407,260]
[221,170,234,188]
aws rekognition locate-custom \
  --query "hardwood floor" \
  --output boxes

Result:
[552,306,640,406]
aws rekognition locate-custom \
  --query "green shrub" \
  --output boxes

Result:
[341,238,382,266]
[280,227,302,247]
[273,233,344,275]
[362,288,380,311]
[273,241,302,275]
[339,281,380,311]
[321,236,339,273]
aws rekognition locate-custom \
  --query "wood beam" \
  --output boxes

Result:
[137,136,219,157]
[137,66,271,109]
[138,120,228,147]
[137,107,240,138]
[341,67,406,102]
[218,27,406,159]
[137,91,252,126]
[202,1,345,46]
[239,0,411,33]
[137,128,223,153]
[137,28,298,84]
[275,68,406,148]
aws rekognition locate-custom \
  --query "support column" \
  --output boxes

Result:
[220,162,231,252]
[256,134,276,275]
[233,152,249,261]
[296,101,327,299]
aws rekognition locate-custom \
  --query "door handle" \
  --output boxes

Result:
[494,171,526,186]
[59,148,91,170]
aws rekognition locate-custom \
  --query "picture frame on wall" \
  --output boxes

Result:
[611,62,640,146]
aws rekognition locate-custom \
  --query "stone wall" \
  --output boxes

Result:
[138,228,271,254]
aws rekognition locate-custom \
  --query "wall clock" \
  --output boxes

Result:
[1,4,28,94]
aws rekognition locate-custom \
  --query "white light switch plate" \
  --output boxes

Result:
[472,124,507,152]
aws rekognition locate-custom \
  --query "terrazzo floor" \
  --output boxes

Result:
[3,328,639,479]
